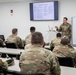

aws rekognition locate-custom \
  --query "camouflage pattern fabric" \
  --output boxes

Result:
[0,59,8,70]
[25,34,32,45]
[7,34,24,47]
[53,44,75,57]
[50,38,61,47]
[19,44,61,75]
[57,23,71,39]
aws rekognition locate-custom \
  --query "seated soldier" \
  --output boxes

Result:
[7,28,24,48]
[53,36,76,57]
[19,32,61,75]
[50,33,62,51]
[25,26,36,45]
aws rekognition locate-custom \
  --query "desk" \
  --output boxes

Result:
[0,48,24,55]
[1,58,76,75]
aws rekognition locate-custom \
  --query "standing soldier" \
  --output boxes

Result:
[55,17,71,40]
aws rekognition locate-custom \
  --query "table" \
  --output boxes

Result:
[0,48,24,55]
[1,58,76,75]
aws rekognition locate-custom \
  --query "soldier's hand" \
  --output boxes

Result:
[55,26,58,29]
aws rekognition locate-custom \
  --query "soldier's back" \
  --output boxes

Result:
[52,38,61,46]
[53,44,75,57]
[19,45,61,75]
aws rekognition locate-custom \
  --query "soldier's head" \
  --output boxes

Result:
[56,33,62,38]
[12,28,18,35]
[63,17,68,24]
[61,36,70,45]
[31,32,43,45]
[30,26,36,33]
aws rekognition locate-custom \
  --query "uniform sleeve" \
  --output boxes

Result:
[69,24,72,35]
[50,54,61,75]
[50,40,54,51]
[56,25,62,32]
[25,35,31,45]
[16,36,24,47]
[19,51,25,68]
[0,38,3,46]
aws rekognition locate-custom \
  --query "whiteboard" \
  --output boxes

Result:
[72,17,76,46]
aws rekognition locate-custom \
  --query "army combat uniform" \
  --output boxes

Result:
[50,37,61,50]
[0,59,8,70]
[0,38,3,47]
[57,23,71,40]
[7,34,24,48]
[53,44,76,57]
[25,34,32,45]
[19,44,61,75]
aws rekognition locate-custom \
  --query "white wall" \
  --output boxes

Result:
[0,0,76,42]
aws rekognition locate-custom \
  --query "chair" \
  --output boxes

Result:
[6,42,18,49]
[0,35,5,41]
[5,42,18,58]
[58,57,75,67]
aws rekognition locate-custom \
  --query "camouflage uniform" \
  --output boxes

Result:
[57,23,71,39]
[0,59,8,70]
[25,34,32,45]
[0,38,3,47]
[53,44,75,57]
[7,34,24,48]
[50,38,61,47]
[24,44,32,50]
[19,44,61,75]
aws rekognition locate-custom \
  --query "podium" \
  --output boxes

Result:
[48,29,57,43]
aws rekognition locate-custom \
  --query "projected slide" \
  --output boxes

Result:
[30,1,58,20]
[33,2,54,20]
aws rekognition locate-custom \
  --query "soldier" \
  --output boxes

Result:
[19,32,61,75]
[7,28,24,48]
[53,36,76,57]
[25,26,36,45]
[55,17,71,40]
[50,33,62,51]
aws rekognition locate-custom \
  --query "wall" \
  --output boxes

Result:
[0,0,76,42]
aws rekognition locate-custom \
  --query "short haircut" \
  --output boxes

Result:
[31,32,43,44]
[56,33,61,37]
[63,17,68,20]
[12,28,18,34]
[61,36,70,45]
[30,26,35,33]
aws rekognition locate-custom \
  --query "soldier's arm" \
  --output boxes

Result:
[19,51,25,68]
[50,54,61,75]
[69,24,72,34]
[17,37,24,47]
[56,25,62,32]
[50,40,54,51]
